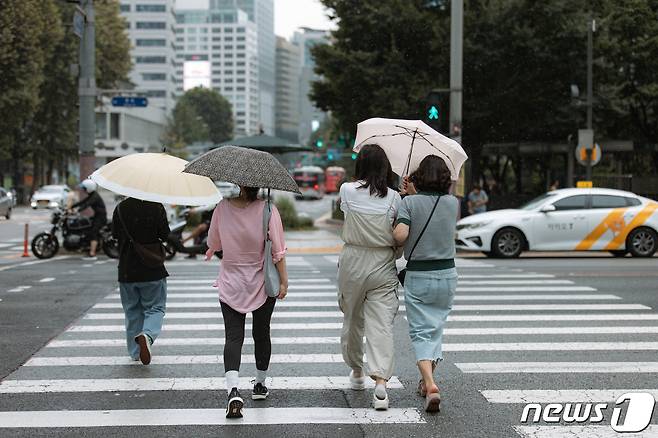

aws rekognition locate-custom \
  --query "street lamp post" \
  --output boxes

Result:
[78,0,96,182]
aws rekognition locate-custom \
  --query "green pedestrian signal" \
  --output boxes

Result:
[428,105,439,120]
[351,153,357,160]
[316,139,323,148]
[327,152,334,160]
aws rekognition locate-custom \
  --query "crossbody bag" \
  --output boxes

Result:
[397,195,442,286]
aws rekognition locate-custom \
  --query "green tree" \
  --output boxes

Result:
[95,0,132,89]
[166,87,234,147]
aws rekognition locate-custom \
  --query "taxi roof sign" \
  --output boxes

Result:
[576,181,593,188]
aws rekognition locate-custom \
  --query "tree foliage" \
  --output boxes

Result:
[0,0,131,189]
[165,87,234,149]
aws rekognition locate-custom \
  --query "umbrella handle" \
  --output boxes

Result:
[403,129,418,176]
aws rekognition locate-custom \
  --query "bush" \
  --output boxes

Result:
[274,197,315,230]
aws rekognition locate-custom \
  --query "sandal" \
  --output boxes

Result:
[417,379,427,397]
[424,385,441,413]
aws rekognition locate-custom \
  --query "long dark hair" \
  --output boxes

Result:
[354,144,391,198]
[410,155,452,194]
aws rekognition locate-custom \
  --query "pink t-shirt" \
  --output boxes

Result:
[206,199,287,313]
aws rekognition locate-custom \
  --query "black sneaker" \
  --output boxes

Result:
[252,382,269,400]
[226,387,244,418]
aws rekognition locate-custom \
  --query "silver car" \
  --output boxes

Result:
[0,188,12,219]
[30,185,70,209]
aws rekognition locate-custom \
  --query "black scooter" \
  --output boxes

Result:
[164,208,221,260]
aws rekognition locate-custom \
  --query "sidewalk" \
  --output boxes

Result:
[285,229,343,254]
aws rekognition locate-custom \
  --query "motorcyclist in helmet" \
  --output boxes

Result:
[70,179,107,260]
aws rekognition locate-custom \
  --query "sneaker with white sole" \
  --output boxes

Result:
[373,390,389,410]
[349,370,365,390]
[134,333,152,365]
[226,387,244,418]
[252,382,269,400]
[82,256,97,261]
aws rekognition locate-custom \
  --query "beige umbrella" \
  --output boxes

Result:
[91,153,222,206]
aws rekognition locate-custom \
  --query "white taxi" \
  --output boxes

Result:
[456,188,658,258]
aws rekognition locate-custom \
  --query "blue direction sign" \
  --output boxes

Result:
[111,96,149,107]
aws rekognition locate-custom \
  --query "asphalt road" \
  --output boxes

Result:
[1,249,657,437]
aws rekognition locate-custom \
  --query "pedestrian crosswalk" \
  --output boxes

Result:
[443,265,658,437]
[1,254,656,435]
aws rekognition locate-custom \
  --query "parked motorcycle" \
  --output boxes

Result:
[164,207,221,260]
[31,209,119,259]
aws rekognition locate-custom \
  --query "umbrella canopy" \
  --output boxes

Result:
[217,134,311,154]
[354,118,468,180]
[183,146,301,194]
[91,153,222,206]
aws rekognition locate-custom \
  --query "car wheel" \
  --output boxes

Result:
[5,208,10,220]
[626,227,657,258]
[608,250,628,257]
[491,227,524,258]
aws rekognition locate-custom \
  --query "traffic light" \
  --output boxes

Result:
[327,151,334,160]
[422,90,449,133]
[316,139,323,148]
[351,152,357,160]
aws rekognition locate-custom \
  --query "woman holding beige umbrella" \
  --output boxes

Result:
[91,153,222,365]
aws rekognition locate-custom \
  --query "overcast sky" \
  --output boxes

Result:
[175,0,335,39]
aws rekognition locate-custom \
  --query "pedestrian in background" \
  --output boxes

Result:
[112,197,170,365]
[467,184,488,214]
[337,144,401,411]
[394,155,459,412]
[71,179,106,260]
[205,186,288,419]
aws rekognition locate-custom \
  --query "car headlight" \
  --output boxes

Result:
[457,221,492,230]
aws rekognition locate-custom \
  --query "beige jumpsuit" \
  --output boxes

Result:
[338,202,399,381]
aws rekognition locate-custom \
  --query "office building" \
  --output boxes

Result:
[119,0,177,113]
[275,36,301,143]
[174,6,260,136]
[292,27,330,147]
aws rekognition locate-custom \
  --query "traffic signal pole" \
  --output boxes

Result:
[450,0,464,189]
[79,0,96,181]
[585,13,594,182]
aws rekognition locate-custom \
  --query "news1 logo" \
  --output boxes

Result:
[521,392,656,433]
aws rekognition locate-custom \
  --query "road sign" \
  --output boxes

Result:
[577,181,593,188]
[73,8,85,39]
[575,142,601,166]
[111,96,148,108]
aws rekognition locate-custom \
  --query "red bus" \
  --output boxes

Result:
[293,166,326,200]
[325,166,346,194]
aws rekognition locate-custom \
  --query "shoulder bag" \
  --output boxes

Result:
[397,195,441,286]
[118,204,166,268]
[262,200,281,297]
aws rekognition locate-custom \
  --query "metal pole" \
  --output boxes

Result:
[585,13,594,181]
[450,0,464,177]
[79,0,96,181]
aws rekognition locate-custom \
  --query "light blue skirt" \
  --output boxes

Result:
[404,268,457,363]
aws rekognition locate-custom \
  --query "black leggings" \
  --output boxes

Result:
[220,297,276,372]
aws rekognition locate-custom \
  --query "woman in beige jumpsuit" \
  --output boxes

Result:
[338,144,401,411]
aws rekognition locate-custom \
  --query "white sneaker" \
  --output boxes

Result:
[134,333,152,365]
[373,390,389,411]
[349,370,365,391]
[82,256,97,261]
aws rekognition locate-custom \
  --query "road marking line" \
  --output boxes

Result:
[482,389,658,403]
[47,337,343,347]
[453,274,556,279]
[84,311,349,319]
[93,302,407,310]
[166,285,337,291]
[443,342,658,351]
[166,278,332,284]
[0,376,404,394]
[0,256,72,272]
[39,277,55,283]
[26,354,347,366]
[458,280,573,285]
[450,304,649,311]
[445,326,658,335]
[457,362,658,373]
[454,286,596,292]
[68,323,343,332]
[448,313,658,321]
[514,426,658,438]
[0,407,423,427]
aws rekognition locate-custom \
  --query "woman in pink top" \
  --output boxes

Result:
[205,186,288,419]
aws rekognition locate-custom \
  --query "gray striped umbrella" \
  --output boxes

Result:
[183,146,301,194]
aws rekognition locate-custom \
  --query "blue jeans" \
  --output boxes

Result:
[119,279,167,359]
[404,268,457,363]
